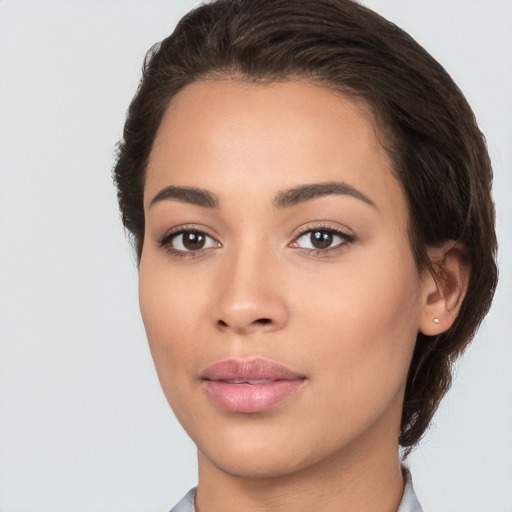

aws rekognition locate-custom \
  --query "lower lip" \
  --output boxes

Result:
[203,379,305,413]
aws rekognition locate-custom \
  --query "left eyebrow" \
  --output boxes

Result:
[273,182,377,209]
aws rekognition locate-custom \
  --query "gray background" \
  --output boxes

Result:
[0,1,510,511]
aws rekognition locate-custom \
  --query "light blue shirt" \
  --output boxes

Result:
[170,467,423,512]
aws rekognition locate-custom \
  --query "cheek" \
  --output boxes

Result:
[287,254,421,445]
[139,248,206,336]
[138,254,205,397]
[294,242,422,399]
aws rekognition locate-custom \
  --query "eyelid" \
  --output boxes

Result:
[289,222,355,251]
[156,222,354,257]
[292,221,354,239]
[157,224,221,255]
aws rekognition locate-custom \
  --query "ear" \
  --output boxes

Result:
[419,241,471,336]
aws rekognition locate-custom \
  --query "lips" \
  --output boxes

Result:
[200,359,306,413]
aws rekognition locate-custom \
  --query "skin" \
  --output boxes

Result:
[139,80,465,512]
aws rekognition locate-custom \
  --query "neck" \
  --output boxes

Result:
[195,422,405,512]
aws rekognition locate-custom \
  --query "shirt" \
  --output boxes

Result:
[169,467,423,512]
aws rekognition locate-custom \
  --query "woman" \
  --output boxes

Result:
[113,1,497,510]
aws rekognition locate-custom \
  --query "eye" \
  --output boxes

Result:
[291,228,353,251]
[158,229,220,254]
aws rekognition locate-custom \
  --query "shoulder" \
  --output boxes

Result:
[169,487,196,512]
[398,466,424,512]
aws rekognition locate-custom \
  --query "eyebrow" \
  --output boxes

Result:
[149,181,376,211]
[273,182,377,209]
[149,186,219,209]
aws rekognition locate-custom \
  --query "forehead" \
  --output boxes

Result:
[152,79,382,162]
[145,79,405,218]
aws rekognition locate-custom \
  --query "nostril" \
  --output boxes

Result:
[215,317,276,332]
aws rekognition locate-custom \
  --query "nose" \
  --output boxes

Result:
[211,247,288,335]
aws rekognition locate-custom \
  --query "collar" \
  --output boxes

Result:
[170,466,423,512]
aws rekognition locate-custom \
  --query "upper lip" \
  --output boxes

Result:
[200,358,305,382]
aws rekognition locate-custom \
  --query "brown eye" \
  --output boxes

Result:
[160,229,219,253]
[310,231,333,249]
[292,228,352,252]
[182,231,206,250]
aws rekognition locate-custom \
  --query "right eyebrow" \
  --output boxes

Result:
[149,186,219,209]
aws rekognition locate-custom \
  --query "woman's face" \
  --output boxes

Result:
[139,80,431,478]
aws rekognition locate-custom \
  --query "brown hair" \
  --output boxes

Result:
[113,0,498,454]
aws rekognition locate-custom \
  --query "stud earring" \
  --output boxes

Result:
[433,317,440,324]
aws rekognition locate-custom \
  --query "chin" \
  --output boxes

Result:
[199,443,316,480]
[194,418,345,482]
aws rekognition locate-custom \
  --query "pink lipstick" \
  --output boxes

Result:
[201,359,306,413]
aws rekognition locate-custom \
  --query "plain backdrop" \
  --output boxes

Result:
[0,1,511,511]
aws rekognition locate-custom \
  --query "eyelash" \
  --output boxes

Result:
[291,224,355,255]
[157,225,220,258]
[157,224,355,258]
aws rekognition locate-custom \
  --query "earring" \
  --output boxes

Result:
[433,317,440,324]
